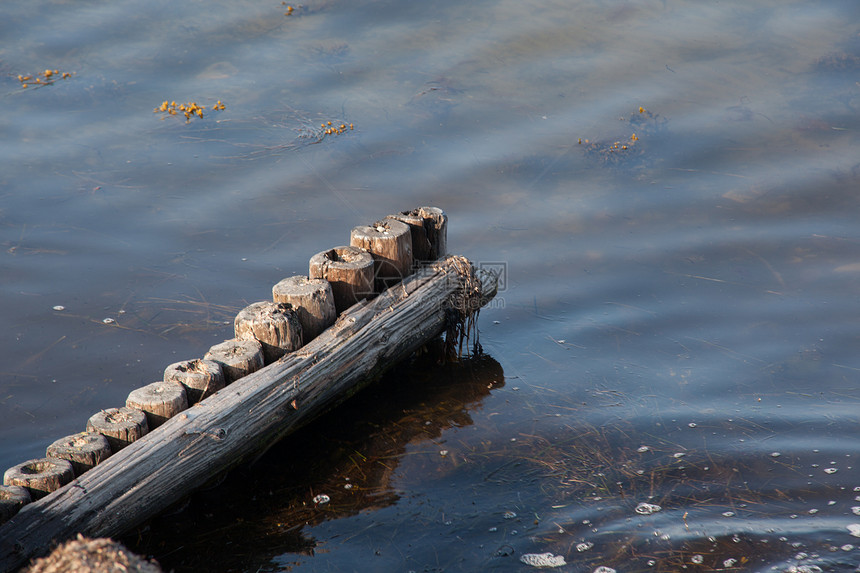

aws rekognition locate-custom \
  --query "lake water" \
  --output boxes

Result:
[3,0,860,571]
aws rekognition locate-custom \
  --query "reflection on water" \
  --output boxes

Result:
[3,0,860,571]
[122,347,504,570]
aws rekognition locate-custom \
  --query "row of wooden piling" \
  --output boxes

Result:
[0,207,447,525]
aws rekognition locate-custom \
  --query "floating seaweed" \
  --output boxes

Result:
[153,100,226,123]
[581,106,668,172]
[16,69,73,89]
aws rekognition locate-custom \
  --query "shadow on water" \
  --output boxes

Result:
[121,342,504,572]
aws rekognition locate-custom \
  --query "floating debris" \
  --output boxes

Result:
[593,567,616,573]
[102,318,115,324]
[824,468,838,474]
[17,69,73,88]
[154,100,226,123]
[503,510,517,519]
[576,542,594,552]
[297,120,353,141]
[635,502,662,515]
[52,305,65,311]
[691,555,704,564]
[519,553,566,568]
[850,524,860,537]
[312,494,330,505]
[852,507,860,515]
[637,445,650,453]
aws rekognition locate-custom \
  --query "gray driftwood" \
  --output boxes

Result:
[125,381,188,429]
[308,246,374,313]
[46,432,111,477]
[0,256,496,573]
[271,276,336,342]
[163,359,225,405]
[203,338,265,383]
[350,219,413,290]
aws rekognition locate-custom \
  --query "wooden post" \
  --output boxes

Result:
[0,257,497,572]
[204,338,265,384]
[271,276,336,342]
[234,301,302,363]
[417,206,447,260]
[3,458,74,500]
[387,207,447,262]
[308,246,374,314]
[86,407,149,454]
[0,486,30,526]
[46,432,111,477]
[163,359,225,405]
[349,219,413,290]
[125,381,188,429]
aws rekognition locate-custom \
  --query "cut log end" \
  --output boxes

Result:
[271,276,336,342]
[234,301,303,363]
[3,458,74,500]
[204,338,265,384]
[0,485,31,525]
[309,246,374,313]
[350,219,413,290]
[163,359,225,405]
[126,381,188,429]
[46,431,111,477]
[86,407,149,454]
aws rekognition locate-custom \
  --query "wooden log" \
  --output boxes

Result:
[86,407,149,454]
[3,458,74,500]
[271,276,336,342]
[126,381,188,429]
[308,246,374,313]
[46,432,111,477]
[203,338,265,384]
[0,256,497,572]
[417,206,447,260]
[234,301,302,363]
[163,359,225,405]
[0,486,30,525]
[386,207,447,262]
[350,219,413,290]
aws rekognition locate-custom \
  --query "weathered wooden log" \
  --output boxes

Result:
[203,338,265,384]
[0,486,30,525]
[417,206,447,260]
[350,219,413,290]
[308,246,374,313]
[271,276,336,341]
[387,207,447,262]
[86,407,149,454]
[234,301,302,363]
[126,381,188,429]
[163,359,225,405]
[0,256,496,572]
[3,458,74,500]
[46,432,111,477]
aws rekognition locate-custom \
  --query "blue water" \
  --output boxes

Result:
[3,0,860,571]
